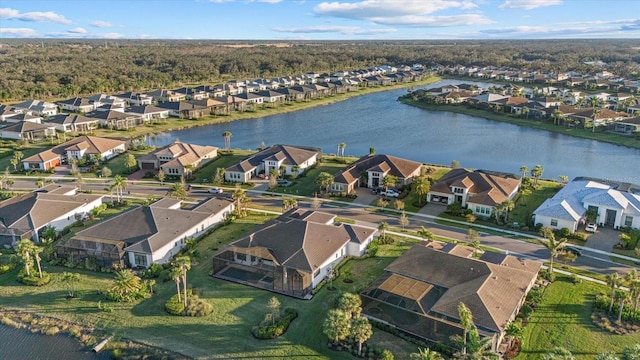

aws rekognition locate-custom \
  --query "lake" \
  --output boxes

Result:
[144,80,640,183]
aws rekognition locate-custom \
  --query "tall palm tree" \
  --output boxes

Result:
[168,182,188,200]
[607,272,623,313]
[501,199,515,223]
[169,266,182,303]
[590,97,602,133]
[457,302,474,355]
[539,226,566,276]
[222,130,232,151]
[350,316,373,356]
[173,256,191,307]
[530,165,544,187]
[504,319,524,350]
[551,109,563,126]
[410,348,444,360]
[414,176,430,205]
[378,222,389,241]
[110,175,127,203]
[615,289,630,323]
[232,185,249,217]
[16,239,35,277]
[381,175,397,192]
[519,165,529,179]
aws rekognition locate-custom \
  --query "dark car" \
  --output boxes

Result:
[564,246,583,257]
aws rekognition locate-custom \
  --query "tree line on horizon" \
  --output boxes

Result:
[0,39,638,102]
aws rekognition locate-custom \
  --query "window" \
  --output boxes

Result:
[453,187,464,194]
[625,216,633,227]
[550,219,558,227]
[134,254,147,267]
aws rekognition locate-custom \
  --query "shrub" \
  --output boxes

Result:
[184,295,213,317]
[252,308,298,339]
[165,294,186,315]
[557,228,571,238]
[570,274,582,284]
[519,305,533,321]
[526,288,544,306]
[571,232,588,241]
[0,263,13,274]
[17,269,51,286]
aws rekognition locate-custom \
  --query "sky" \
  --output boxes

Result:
[0,0,639,40]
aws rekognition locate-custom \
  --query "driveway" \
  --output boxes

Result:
[585,226,620,254]
[352,188,377,206]
[418,202,447,217]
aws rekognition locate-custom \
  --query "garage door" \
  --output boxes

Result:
[140,162,155,170]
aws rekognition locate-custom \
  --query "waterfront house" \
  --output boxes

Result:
[257,90,287,104]
[361,243,540,352]
[125,105,170,122]
[0,185,104,246]
[155,101,209,119]
[87,110,142,129]
[147,89,186,103]
[58,197,234,269]
[332,154,422,194]
[172,87,209,100]
[0,121,56,141]
[22,135,126,170]
[225,144,321,183]
[137,141,218,177]
[212,209,376,298]
[613,117,640,134]
[427,169,521,218]
[533,178,640,233]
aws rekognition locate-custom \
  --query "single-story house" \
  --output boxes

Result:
[137,141,218,177]
[225,144,321,183]
[58,197,234,268]
[155,101,209,119]
[113,92,154,106]
[22,135,126,170]
[361,243,540,352]
[534,178,640,233]
[212,209,376,298]
[332,154,422,194]
[11,99,58,116]
[0,121,57,141]
[0,104,18,120]
[427,169,521,218]
[613,117,640,134]
[57,97,96,113]
[45,114,99,133]
[0,185,104,246]
[4,113,42,124]
[147,89,186,103]
[125,105,170,121]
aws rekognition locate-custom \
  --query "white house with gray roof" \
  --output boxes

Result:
[534,178,640,232]
[225,144,321,183]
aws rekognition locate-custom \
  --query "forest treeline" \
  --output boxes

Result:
[0,39,638,102]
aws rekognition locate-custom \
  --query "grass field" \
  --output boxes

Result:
[271,156,359,196]
[519,275,640,359]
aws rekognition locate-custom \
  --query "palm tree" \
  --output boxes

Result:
[418,226,434,240]
[378,222,389,241]
[519,165,529,179]
[458,326,499,359]
[607,272,623,313]
[315,172,334,195]
[322,309,351,344]
[504,319,524,350]
[222,131,232,151]
[530,165,544,187]
[501,199,515,223]
[337,142,346,158]
[626,269,640,311]
[169,267,182,303]
[522,106,530,119]
[168,182,188,200]
[518,188,532,205]
[32,245,43,278]
[350,316,373,356]
[173,256,191,307]
[62,272,80,298]
[16,239,35,277]
[111,269,142,298]
[232,185,249,217]
[110,175,127,203]
[410,348,444,360]
[590,97,602,133]
[551,109,563,126]
[381,175,397,191]
[539,226,566,276]
[414,176,430,205]
[615,289,630,323]
[457,302,474,355]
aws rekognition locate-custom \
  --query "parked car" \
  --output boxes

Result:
[371,187,383,195]
[564,246,583,257]
[380,189,400,198]
[208,187,223,194]
[277,179,291,187]
[586,223,598,233]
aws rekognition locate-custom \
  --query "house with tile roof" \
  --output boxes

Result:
[534,178,640,233]
[360,243,540,352]
[57,197,234,269]
[137,141,218,177]
[45,114,99,133]
[0,121,56,141]
[57,97,97,113]
[332,154,422,194]
[22,136,126,171]
[212,209,376,298]
[225,144,321,183]
[11,99,58,116]
[427,169,521,218]
[112,92,154,106]
[0,185,104,246]
[124,105,170,121]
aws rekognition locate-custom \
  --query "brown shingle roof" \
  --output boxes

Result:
[226,145,320,173]
[334,154,421,186]
[430,168,520,207]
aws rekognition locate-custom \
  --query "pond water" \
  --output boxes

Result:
[144,80,640,183]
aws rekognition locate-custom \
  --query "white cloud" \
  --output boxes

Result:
[479,18,640,38]
[206,0,282,2]
[371,14,493,27]
[0,27,38,37]
[96,32,125,39]
[90,20,113,28]
[0,7,71,24]
[68,27,87,34]
[273,25,397,35]
[499,0,562,10]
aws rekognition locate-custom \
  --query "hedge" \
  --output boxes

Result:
[252,308,298,339]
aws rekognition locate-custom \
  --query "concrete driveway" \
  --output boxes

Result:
[585,226,621,253]
[352,187,378,206]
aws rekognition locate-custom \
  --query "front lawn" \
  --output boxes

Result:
[271,156,359,196]
[189,150,255,184]
[518,275,640,359]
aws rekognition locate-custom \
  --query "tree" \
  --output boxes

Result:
[0,167,9,190]
[521,106,530,119]
[101,166,112,178]
[11,151,24,172]
[311,196,322,211]
[410,348,444,360]
[559,175,569,185]
[282,197,298,211]
[222,130,232,151]
[500,199,515,223]
[111,269,143,299]
[459,326,498,359]
[381,175,397,191]
[451,160,461,169]
[168,181,188,200]
[539,226,566,276]
[504,319,524,350]
[157,170,166,184]
[323,309,351,344]
[590,97,602,133]
[369,147,376,155]
[466,228,481,255]
[16,239,36,277]
[393,199,405,211]
[418,226,434,240]
[530,165,544,187]
[169,266,182,303]
[232,185,250,217]
[110,175,127,203]
[607,272,623,313]
[378,222,389,241]
[414,176,430,205]
[625,269,640,311]
[315,172,334,195]
[35,178,44,188]
[173,256,191,308]
[123,153,137,173]
[399,212,409,230]
[337,142,346,158]
[622,344,640,360]
[457,302,473,355]
[615,289,629,323]
[32,245,43,278]
[267,296,281,325]
[350,316,373,356]
[337,292,362,319]
[551,109,563,126]
[62,272,80,298]
[519,165,529,179]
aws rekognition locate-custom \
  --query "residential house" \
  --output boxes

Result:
[113,92,154,106]
[534,97,563,108]
[427,169,521,218]
[84,94,126,109]
[87,110,142,129]
[533,178,640,233]
[125,105,170,122]
[155,101,209,119]
[361,243,540,352]
[0,185,104,246]
[172,87,209,100]
[566,108,629,127]
[234,92,264,105]
[225,144,321,183]
[58,197,234,268]
[147,89,186,103]
[613,117,640,134]
[11,99,58,116]
[0,104,18,121]
[3,113,42,124]
[137,141,218,177]
[57,97,96,113]
[22,135,126,171]
[212,209,376,298]
[332,154,422,194]
[0,121,56,141]
[45,114,99,133]
[257,90,286,104]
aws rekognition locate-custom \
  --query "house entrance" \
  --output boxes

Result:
[605,209,617,227]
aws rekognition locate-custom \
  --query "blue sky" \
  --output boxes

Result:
[1,0,639,40]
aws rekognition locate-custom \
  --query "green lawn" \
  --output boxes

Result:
[0,145,49,173]
[518,275,640,359]
[272,156,359,196]
[510,180,563,229]
[190,151,255,184]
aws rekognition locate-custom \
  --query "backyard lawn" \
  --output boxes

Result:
[271,156,359,196]
[518,275,640,359]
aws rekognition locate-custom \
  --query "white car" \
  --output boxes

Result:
[380,189,400,198]
[586,223,598,233]
[208,187,223,194]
